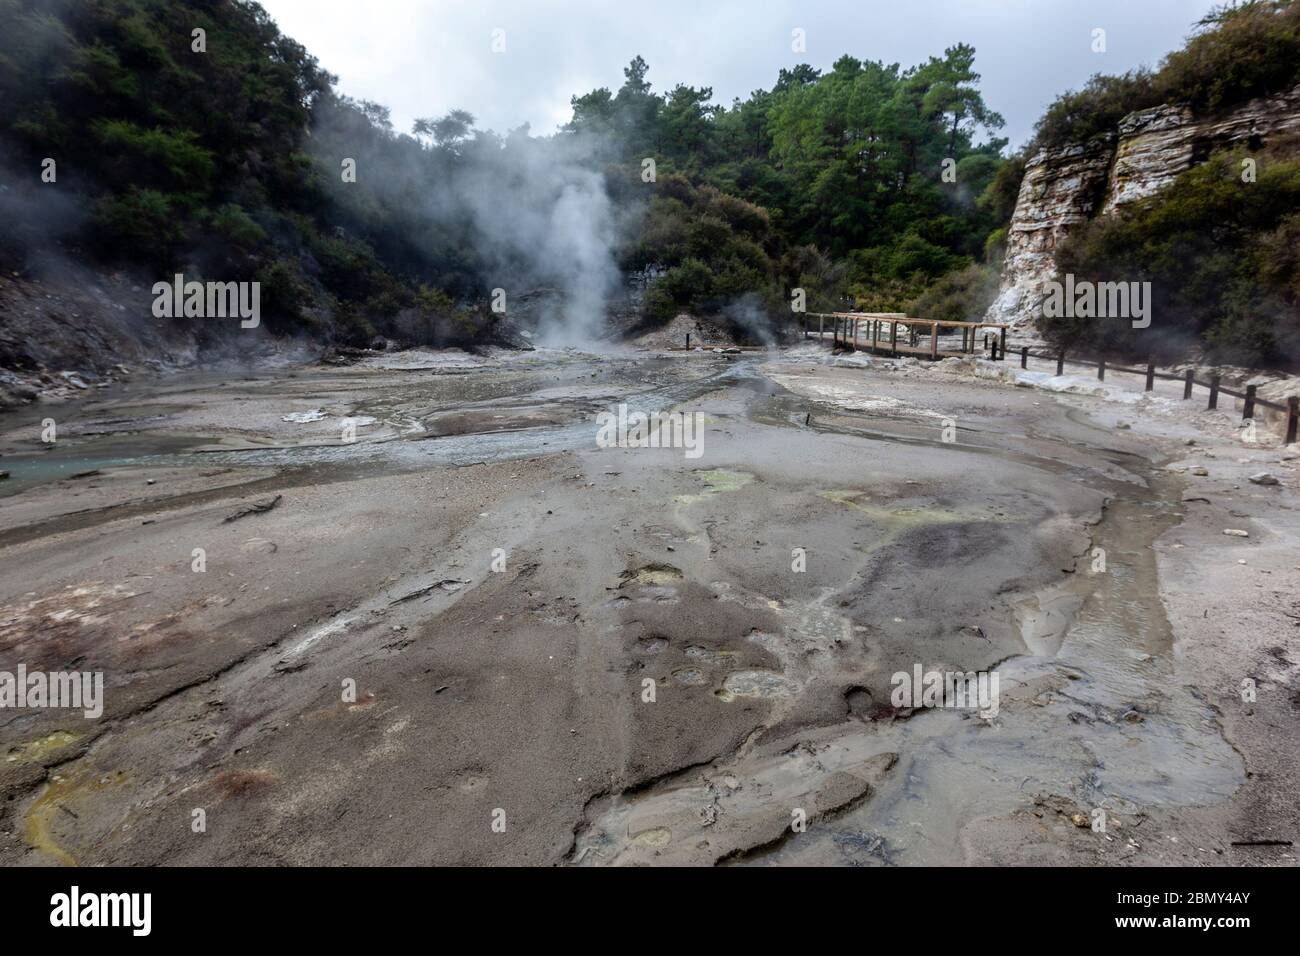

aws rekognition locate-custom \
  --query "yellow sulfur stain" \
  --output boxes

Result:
[6,730,81,766]
[673,469,755,505]
[819,490,1006,556]
[23,770,126,867]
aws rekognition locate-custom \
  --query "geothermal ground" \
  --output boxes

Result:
[0,344,1296,866]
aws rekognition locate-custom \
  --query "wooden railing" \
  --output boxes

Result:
[801,312,1297,445]
[1004,343,1299,444]
[803,312,1008,360]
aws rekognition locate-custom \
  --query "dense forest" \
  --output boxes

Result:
[0,0,1009,347]
[0,0,1297,364]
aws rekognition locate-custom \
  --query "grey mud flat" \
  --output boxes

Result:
[0,347,1289,866]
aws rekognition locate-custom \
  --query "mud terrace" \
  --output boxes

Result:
[0,344,1296,866]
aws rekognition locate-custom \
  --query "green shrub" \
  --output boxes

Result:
[1050,145,1300,367]
[1155,0,1300,114]
[256,258,315,333]
[908,264,1000,324]
[90,188,183,267]
[95,120,216,191]
[1033,2,1300,152]
[211,203,267,249]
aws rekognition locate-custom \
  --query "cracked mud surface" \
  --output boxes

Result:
[0,346,1294,865]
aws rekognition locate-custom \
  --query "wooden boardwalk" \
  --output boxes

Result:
[804,312,1010,361]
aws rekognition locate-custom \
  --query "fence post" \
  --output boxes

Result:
[1021,346,1028,369]
[1287,396,1299,445]
[819,314,824,340]
[1097,357,1106,382]
[1183,369,1194,400]
[984,332,990,351]
[1145,360,1155,392]
[686,332,690,350]
[1057,351,1065,376]
[1243,384,1256,420]
[999,327,1008,360]
[991,340,1000,361]
[890,320,898,357]
[1208,374,1221,410]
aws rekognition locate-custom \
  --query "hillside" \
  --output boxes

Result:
[990,0,1300,368]
[0,0,1010,386]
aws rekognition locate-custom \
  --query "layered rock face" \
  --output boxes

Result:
[987,85,1300,331]
[984,138,1113,331]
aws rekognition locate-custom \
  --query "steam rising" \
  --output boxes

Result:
[456,135,620,346]
[312,101,624,347]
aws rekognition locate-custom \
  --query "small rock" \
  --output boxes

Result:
[1223,529,1250,537]
[1191,467,1209,476]
[1248,472,1279,486]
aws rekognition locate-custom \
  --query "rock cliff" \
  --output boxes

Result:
[987,85,1300,331]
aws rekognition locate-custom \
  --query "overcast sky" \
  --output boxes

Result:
[259,0,1224,149]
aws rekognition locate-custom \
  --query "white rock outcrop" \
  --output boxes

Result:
[987,85,1300,331]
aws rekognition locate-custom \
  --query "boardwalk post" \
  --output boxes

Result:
[1287,396,1299,445]
[984,332,989,351]
[1243,384,1256,420]
[999,326,1007,360]
[872,320,879,353]
[819,314,824,340]
[1208,374,1221,410]
[1183,369,1193,399]
[930,322,938,360]
[1057,350,1065,376]
[890,320,898,357]
[991,339,999,361]
[1021,346,1028,369]
[1145,360,1155,391]
[686,332,690,350]
[1098,357,1105,381]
